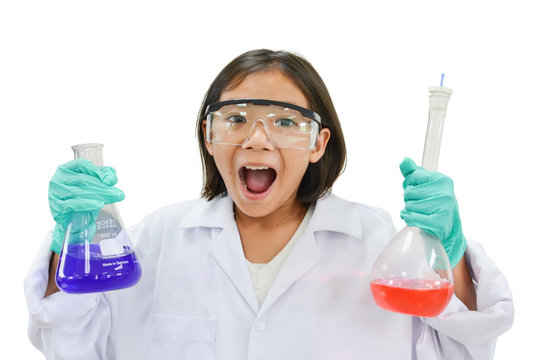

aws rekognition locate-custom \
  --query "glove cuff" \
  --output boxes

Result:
[448,234,467,269]
[50,223,64,254]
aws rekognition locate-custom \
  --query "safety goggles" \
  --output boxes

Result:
[204,99,322,150]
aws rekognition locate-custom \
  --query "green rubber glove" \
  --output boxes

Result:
[399,157,467,268]
[48,159,125,254]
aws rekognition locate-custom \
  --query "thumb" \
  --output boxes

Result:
[400,157,418,177]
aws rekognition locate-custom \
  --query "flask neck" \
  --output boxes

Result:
[421,87,453,172]
[72,143,104,166]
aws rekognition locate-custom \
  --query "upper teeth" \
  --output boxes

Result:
[245,166,269,170]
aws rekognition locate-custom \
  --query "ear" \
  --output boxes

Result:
[201,119,214,156]
[309,128,331,163]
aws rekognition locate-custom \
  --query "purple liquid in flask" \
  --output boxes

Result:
[56,243,141,293]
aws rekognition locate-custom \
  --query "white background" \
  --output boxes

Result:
[1,0,538,358]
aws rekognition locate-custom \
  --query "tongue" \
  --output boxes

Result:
[245,169,275,193]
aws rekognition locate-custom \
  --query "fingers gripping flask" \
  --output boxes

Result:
[56,144,142,293]
[370,83,454,317]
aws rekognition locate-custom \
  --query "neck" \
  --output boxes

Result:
[234,200,308,230]
[234,198,309,264]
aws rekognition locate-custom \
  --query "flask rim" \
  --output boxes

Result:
[71,143,104,151]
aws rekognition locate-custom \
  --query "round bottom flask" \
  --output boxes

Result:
[371,83,455,317]
[370,227,453,317]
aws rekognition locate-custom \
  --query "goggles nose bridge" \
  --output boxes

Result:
[241,118,276,148]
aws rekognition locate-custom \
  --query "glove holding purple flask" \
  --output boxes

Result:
[49,144,141,293]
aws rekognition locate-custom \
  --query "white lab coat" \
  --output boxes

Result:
[25,193,514,359]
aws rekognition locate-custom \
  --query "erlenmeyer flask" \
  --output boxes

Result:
[56,143,142,293]
[370,85,454,317]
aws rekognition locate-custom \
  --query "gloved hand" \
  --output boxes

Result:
[48,159,125,254]
[399,157,467,268]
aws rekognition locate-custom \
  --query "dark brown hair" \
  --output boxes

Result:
[196,49,347,205]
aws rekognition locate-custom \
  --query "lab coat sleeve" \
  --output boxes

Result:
[24,231,114,359]
[413,240,514,360]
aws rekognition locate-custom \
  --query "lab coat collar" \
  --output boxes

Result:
[206,203,324,315]
[177,194,234,229]
[176,192,364,315]
[177,192,364,241]
[310,193,364,240]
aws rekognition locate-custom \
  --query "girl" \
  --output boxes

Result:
[26,49,513,359]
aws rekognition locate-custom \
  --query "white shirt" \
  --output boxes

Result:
[24,193,514,359]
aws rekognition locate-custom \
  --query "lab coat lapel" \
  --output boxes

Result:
[259,224,321,314]
[179,195,260,314]
[210,216,260,314]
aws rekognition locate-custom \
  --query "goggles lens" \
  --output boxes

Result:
[206,100,320,150]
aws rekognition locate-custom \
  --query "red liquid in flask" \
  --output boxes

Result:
[370,278,454,317]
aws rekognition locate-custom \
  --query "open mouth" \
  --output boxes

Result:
[239,166,277,194]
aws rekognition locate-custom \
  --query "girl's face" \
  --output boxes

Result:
[203,70,330,219]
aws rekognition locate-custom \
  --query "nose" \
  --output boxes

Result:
[241,119,275,151]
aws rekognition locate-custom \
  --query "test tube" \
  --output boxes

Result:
[421,83,453,172]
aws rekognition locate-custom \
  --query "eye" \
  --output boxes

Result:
[227,115,246,124]
[275,118,297,128]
